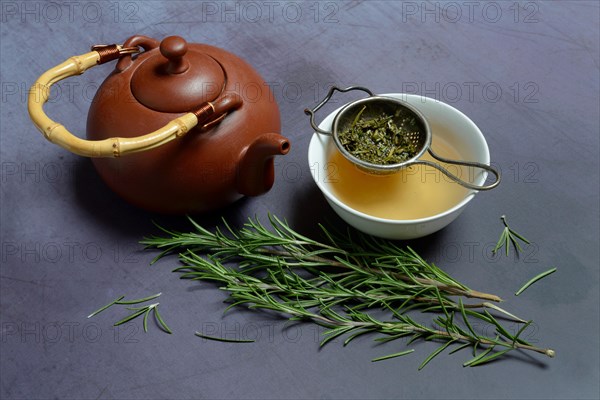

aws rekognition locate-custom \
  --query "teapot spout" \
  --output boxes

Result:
[237,133,290,196]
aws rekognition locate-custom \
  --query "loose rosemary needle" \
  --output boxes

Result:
[515,268,557,296]
[141,215,555,368]
[195,332,255,343]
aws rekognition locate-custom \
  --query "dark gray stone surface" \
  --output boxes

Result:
[1,1,598,399]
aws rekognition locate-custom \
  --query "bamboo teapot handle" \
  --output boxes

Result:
[27,44,242,158]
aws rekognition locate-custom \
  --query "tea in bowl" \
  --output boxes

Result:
[307,93,496,240]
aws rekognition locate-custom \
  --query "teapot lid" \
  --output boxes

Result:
[131,36,225,113]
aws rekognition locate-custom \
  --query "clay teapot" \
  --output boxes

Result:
[28,35,290,214]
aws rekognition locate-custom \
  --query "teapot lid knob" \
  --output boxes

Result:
[130,35,226,113]
[160,36,189,74]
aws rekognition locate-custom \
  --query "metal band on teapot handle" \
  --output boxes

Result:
[27,45,242,158]
[408,149,502,191]
[304,86,374,135]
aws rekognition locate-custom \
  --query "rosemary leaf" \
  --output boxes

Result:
[482,302,527,323]
[459,299,479,339]
[512,321,533,346]
[515,268,557,296]
[449,342,472,355]
[371,349,415,362]
[483,310,515,342]
[511,229,531,245]
[373,332,413,343]
[195,332,255,343]
[467,348,512,367]
[143,308,150,333]
[152,306,172,334]
[125,305,151,311]
[320,326,354,347]
[463,346,494,367]
[116,292,162,305]
[472,340,480,357]
[344,328,376,346]
[114,308,148,327]
[87,295,125,318]
[418,340,456,370]
[492,230,508,255]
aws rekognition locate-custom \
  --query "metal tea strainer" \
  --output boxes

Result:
[304,86,501,191]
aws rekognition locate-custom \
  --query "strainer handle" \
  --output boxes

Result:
[410,149,501,191]
[304,86,374,135]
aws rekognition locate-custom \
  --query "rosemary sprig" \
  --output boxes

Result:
[144,215,500,303]
[170,253,554,361]
[142,215,554,368]
[88,293,172,334]
[492,215,531,257]
[515,268,557,296]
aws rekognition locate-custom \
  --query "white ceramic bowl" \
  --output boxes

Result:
[308,94,490,240]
